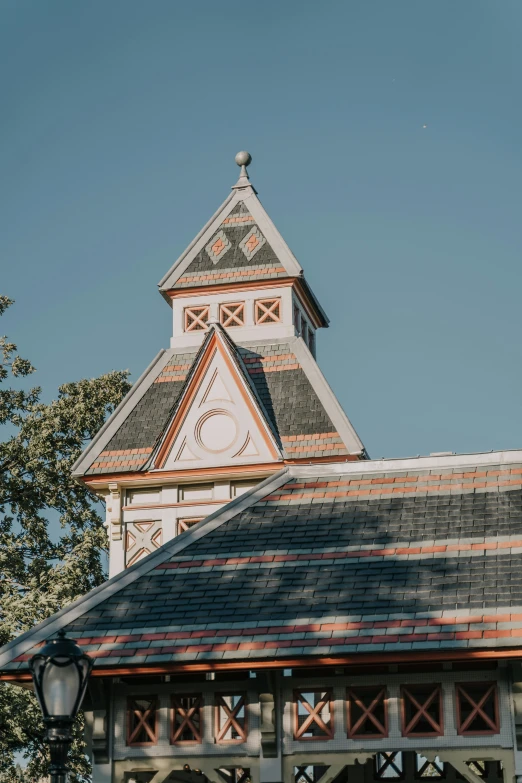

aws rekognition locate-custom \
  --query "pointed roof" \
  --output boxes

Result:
[4,450,522,675]
[73,326,364,478]
[158,153,328,327]
[149,324,283,469]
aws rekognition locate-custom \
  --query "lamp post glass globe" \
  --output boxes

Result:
[29,631,93,783]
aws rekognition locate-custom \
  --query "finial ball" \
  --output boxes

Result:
[235,150,252,167]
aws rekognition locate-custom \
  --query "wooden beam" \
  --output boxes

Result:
[3,645,522,683]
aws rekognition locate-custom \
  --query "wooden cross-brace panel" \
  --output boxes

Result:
[294,689,334,741]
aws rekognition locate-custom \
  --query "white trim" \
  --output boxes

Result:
[289,448,522,478]
[290,336,365,455]
[72,350,168,477]
[150,325,283,467]
[241,190,303,277]
[0,469,290,669]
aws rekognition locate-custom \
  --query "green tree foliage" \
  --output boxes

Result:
[0,296,131,781]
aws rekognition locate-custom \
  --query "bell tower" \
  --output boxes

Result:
[73,152,366,576]
[159,152,326,355]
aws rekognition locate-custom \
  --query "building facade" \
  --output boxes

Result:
[1,154,522,783]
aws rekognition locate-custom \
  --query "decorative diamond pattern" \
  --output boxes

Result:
[206,230,231,265]
[239,227,266,260]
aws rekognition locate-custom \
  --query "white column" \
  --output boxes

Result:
[245,296,255,327]
[108,483,124,578]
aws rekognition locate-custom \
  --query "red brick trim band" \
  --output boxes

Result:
[222,214,254,225]
[177,267,286,285]
[12,610,522,663]
[247,363,301,375]
[156,538,522,571]
[154,374,187,383]
[98,448,153,457]
[265,469,522,500]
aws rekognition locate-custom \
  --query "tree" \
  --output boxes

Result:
[0,296,131,781]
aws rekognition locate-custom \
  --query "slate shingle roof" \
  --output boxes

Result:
[237,342,348,458]
[173,201,288,289]
[3,455,522,672]
[86,352,197,474]
[85,335,351,475]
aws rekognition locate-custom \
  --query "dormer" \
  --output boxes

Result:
[158,152,328,353]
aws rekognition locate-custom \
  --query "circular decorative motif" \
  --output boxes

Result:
[195,410,238,453]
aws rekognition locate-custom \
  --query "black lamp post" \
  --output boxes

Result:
[29,630,93,783]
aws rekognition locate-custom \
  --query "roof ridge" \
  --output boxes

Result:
[141,328,217,470]
[216,324,283,447]
[288,449,522,478]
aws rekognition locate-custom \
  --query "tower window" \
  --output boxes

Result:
[231,479,259,498]
[294,305,301,334]
[185,306,210,332]
[179,484,213,501]
[255,298,281,325]
[308,330,316,355]
[302,322,309,346]
[220,302,245,328]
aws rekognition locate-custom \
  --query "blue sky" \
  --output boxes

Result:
[1,0,521,459]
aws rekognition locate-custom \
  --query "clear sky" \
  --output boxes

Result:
[1,0,521,460]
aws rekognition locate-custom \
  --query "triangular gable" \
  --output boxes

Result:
[153,326,282,469]
[158,185,303,293]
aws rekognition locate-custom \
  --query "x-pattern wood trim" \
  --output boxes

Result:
[217,770,251,783]
[456,683,499,735]
[294,767,329,783]
[124,520,162,568]
[126,697,158,746]
[220,302,245,327]
[347,686,388,738]
[185,306,210,332]
[177,517,203,534]
[171,694,203,744]
[401,685,443,736]
[255,298,281,324]
[294,689,334,741]
[375,752,403,779]
[215,694,247,743]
